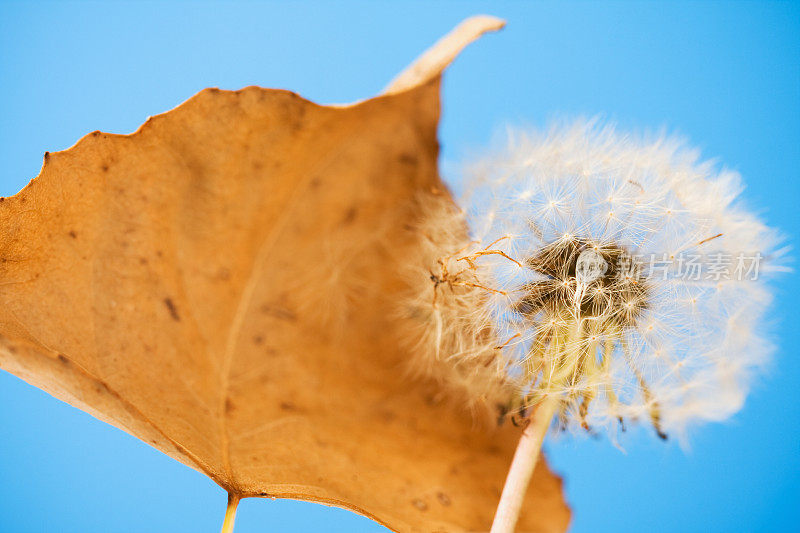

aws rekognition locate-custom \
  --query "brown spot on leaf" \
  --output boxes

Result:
[437,492,452,506]
[399,153,418,166]
[68,231,77,239]
[342,207,358,225]
[163,298,180,321]
[279,401,296,411]
[412,499,428,512]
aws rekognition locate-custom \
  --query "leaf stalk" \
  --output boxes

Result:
[220,493,240,533]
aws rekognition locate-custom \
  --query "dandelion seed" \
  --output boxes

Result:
[403,119,783,533]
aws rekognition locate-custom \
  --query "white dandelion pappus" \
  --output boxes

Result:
[405,120,783,532]
[407,120,784,533]
[457,120,782,440]
[405,122,785,533]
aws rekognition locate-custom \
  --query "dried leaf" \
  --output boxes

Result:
[0,17,569,533]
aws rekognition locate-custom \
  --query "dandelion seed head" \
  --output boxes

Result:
[404,120,781,440]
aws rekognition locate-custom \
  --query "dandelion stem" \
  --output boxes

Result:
[220,493,240,533]
[490,394,559,533]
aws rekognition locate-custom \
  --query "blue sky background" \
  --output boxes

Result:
[0,1,798,532]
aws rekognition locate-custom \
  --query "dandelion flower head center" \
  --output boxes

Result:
[517,237,649,328]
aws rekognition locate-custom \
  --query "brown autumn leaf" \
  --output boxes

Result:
[0,16,569,533]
